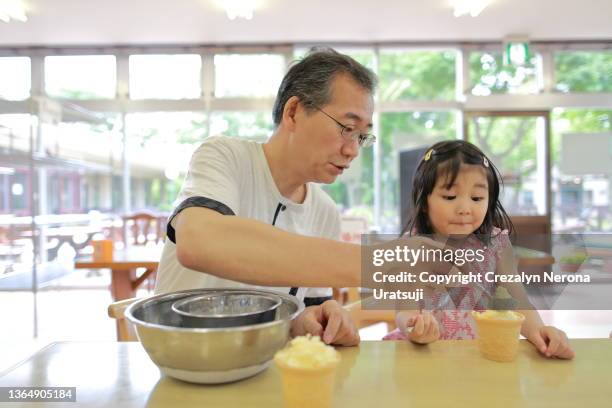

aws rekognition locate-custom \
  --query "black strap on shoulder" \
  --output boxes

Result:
[304,296,332,307]
[166,196,235,244]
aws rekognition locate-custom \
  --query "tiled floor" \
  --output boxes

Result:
[1,269,612,373]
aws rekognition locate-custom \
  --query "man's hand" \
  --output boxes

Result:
[290,300,360,346]
[397,311,440,345]
[526,326,575,359]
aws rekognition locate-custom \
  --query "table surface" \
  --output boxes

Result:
[74,245,163,269]
[0,339,609,408]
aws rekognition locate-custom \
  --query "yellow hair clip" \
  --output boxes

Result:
[424,149,434,161]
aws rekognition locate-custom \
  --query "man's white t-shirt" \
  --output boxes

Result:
[154,136,341,302]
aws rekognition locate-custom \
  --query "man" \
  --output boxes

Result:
[155,48,374,346]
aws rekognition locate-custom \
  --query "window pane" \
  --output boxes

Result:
[209,111,273,140]
[125,112,207,211]
[0,57,30,100]
[129,55,201,99]
[45,55,116,99]
[552,108,612,232]
[40,120,118,164]
[214,54,285,97]
[555,51,612,93]
[375,111,457,233]
[36,114,121,216]
[0,114,31,152]
[470,51,540,95]
[468,115,546,216]
[379,50,456,100]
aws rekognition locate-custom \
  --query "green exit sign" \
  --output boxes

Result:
[504,42,530,66]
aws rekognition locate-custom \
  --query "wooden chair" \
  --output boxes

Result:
[511,215,552,276]
[107,298,139,341]
[122,212,164,246]
[510,215,552,253]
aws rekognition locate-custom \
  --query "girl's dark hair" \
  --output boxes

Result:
[402,140,513,243]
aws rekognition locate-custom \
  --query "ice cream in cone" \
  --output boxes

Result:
[472,287,525,362]
[274,335,340,408]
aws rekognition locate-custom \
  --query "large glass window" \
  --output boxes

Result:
[129,54,202,99]
[470,51,540,95]
[552,108,612,232]
[45,55,116,99]
[4,44,612,342]
[379,50,456,101]
[555,51,612,93]
[214,54,285,98]
[0,57,30,100]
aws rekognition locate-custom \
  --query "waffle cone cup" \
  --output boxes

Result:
[472,311,525,362]
[274,357,339,408]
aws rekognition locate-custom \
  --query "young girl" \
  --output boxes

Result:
[385,140,574,359]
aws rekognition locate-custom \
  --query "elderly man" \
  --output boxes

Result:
[155,48,375,346]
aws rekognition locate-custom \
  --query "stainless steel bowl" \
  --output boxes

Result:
[125,288,303,384]
[171,292,282,328]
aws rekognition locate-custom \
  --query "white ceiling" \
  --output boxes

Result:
[0,0,611,47]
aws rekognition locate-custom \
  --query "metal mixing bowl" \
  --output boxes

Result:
[171,292,282,328]
[125,288,303,384]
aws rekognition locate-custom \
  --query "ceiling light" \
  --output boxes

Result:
[0,0,27,23]
[217,0,257,21]
[450,0,491,17]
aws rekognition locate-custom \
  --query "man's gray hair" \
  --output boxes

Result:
[272,47,377,126]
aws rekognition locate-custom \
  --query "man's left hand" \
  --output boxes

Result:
[290,300,360,346]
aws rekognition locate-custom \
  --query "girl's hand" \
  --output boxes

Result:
[399,312,440,345]
[527,326,575,359]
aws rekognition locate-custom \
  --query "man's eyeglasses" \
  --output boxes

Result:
[315,107,376,148]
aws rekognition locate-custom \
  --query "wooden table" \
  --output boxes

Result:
[74,245,162,301]
[0,340,609,407]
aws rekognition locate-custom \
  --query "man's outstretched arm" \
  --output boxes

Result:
[175,207,362,288]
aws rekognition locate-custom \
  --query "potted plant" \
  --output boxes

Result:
[559,253,588,273]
